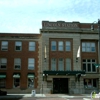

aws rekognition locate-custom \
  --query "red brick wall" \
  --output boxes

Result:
[0,34,40,89]
[49,38,73,70]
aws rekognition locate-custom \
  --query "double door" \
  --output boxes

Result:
[53,78,68,94]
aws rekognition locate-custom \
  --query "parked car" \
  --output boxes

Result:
[0,90,7,96]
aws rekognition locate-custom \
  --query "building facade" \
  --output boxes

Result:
[0,33,41,93]
[40,21,99,94]
[0,21,99,94]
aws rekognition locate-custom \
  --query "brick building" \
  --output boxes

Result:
[0,21,99,94]
[0,33,41,93]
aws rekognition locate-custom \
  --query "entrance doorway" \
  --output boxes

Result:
[53,78,68,94]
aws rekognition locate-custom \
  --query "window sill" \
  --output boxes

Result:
[1,50,8,51]
[84,87,97,89]
[0,68,7,70]
[14,69,21,70]
[86,72,98,73]
[28,69,34,70]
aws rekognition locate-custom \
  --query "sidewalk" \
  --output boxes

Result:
[0,93,91,99]
[0,94,45,99]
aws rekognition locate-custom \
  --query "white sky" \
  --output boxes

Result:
[0,0,100,33]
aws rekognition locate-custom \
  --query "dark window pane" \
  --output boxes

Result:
[84,79,87,85]
[83,64,86,71]
[15,65,20,69]
[16,46,21,50]
[93,79,96,87]
[92,59,95,62]
[88,79,92,84]
[83,59,86,62]
[92,64,96,72]
[1,65,6,68]
[87,59,90,62]
[16,79,20,82]
[0,79,6,88]
[87,64,91,71]
[14,78,20,87]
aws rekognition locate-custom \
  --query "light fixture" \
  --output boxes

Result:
[42,74,45,81]
[93,64,100,68]
[43,74,45,76]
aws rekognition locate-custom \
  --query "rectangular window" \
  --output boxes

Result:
[82,59,96,72]
[87,63,91,72]
[28,58,35,70]
[58,41,63,51]
[86,43,91,52]
[51,58,56,70]
[82,43,86,52]
[83,63,86,71]
[0,79,6,88]
[29,42,35,51]
[14,58,21,69]
[84,79,97,88]
[65,41,71,51]
[15,41,22,51]
[14,78,20,88]
[65,58,71,70]
[1,41,8,51]
[28,78,34,88]
[0,58,7,69]
[91,43,95,51]
[82,42,96,52]
[51,41,56,51]
[58,58,64,70]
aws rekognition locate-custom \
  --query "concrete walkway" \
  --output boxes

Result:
[0,93,92,99]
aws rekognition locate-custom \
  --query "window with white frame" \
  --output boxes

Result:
[0,58,7,69]
[51,41,56,51]
[15,41,22,51]
[29,42,35,51]
[84,79,98,88]
[65,58,71,70]
[58,58,64,70]
[1,41,8,51]
[14,58,21,69]
[65,41,71,51]
[28,58,35,70]
[14,78,20,88]
[58,41,64,51]
[82,59,96,72]
[51,58,56,70]
[0,79,6,88]
[82,42,96,52]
